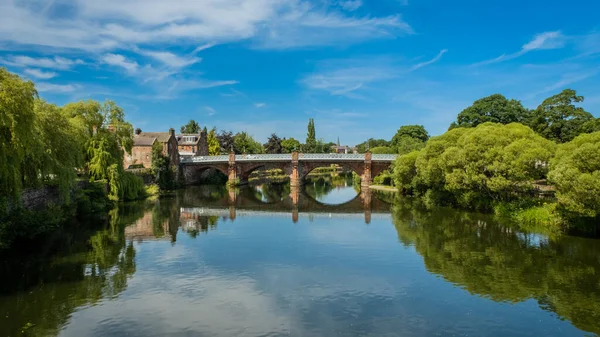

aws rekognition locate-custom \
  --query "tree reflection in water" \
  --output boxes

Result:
[391,200,600,335]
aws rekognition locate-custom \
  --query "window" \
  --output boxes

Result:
[183,136,196,143]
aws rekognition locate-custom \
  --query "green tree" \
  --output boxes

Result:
[394,123,555,208]
[305,118,317,153]
[356,138,389,153]
[151,142,175,190]
[263,133,283,154]
[281,137,301,153]
[207,127,220,156]
[529,89,596,143]
[233,132,263,154]
[548,131,600,218]
[180,119,200,134]
[390,125,429,155]
[217,130,235,154]
[450,94,530,129]
[370,146,396,154]
[0,68,38,203]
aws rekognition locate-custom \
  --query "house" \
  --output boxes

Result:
[123,128,180,169]
[176,131,208,157]
[331,145,355,154]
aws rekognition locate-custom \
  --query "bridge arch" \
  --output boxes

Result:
[182,164,229,185]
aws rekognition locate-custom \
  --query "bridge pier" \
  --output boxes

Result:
[289,151,304,187]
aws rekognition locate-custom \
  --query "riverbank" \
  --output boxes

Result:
[369,185,399,192]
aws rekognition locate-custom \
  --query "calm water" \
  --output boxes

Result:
[1,174,600,337]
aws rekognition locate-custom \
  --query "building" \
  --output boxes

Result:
[331,145,357,154]
[123,128,180,169]
[176,131,208,156]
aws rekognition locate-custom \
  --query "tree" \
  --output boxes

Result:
[529,89,596,143]
[451,94,530,129]
[207,128,220,156]
[356,138,390,153]
[180,119,200,134]
[263,133,283,154]
[0,68,38,203]
[217,130,235,154]
[394,123,556,208]
[370,146,396,154]
[151,142,174,190]
[305,118,317,153]
[281,138,301,153]
[390,125,429,154]
[233,132,263,154]
[548,131,600,218]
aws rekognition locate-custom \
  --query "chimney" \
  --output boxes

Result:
[169,128,175,137]
[135,128,142,135]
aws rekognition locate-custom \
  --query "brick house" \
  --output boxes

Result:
[176,131,208,157]
[124,128,180,169]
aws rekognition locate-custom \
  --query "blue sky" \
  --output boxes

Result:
[1,0,599,145]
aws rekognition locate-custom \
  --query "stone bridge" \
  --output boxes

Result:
[180,152,397,187]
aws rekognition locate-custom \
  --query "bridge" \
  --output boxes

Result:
[180,152,397,187]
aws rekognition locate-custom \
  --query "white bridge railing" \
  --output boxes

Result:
[180,153,397,164]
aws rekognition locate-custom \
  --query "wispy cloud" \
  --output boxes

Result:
[339,0,363,11]
[36,82,81,93]
[410,49,448,71]
[0,0,413,51]
[204,106,217,116]
[254,103,266,108]
[0,55,83,70]
[221,88,247,97]
[192,43,216,54]
[101,53,139,73]
[301,59,397,99]
[24,68,57,79]
[473,31,566,66]
[140,50,201,68]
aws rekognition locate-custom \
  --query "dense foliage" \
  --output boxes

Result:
[548,132,600,218]
[394,123,555,209]
[207,127,221,155]
[151,142,176,191]
[529,89,598,143]
[281,137,301,153]
[305,118,317,152]
[449,94,529,129]
[264,133,283,154]
[355,138,389,153]
[180,119,200,134]
[370,146,396,154]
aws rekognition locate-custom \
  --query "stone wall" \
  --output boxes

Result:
[124,145,153,169]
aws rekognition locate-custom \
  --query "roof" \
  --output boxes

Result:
[133,136,156,147]
[138,132,171,143]
[176,134,200,145]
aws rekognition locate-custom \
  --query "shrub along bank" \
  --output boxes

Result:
[393,123,599,234]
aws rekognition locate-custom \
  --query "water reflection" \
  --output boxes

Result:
[1,185,600,337]
[304,172,360,205]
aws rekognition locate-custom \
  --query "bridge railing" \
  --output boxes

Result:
[180,153,397,164]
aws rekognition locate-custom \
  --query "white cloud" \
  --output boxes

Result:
[339,0,362,11]
[24,68,58,79]
[473,31,566,66]
[141,50,201,68]
[204,106,217,116]
[410,49,448,71]
[0,0,412,51]
[36,82,81,93]
[0,55,83,70]
[301,59,398,98]
[101,53,139,73]
[254,102,266,108]
[192,43,216,54]
[522,31,565,51]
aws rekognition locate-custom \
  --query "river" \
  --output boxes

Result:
[1,174,599,337]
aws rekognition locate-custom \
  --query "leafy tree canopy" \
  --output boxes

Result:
[263,133,283,154]
[180,120,200,134]
[370,146,396,154]
[529,89,596,143]
[216,130,235,154]
[549,131,600,218]
[451,94,530,129]
[281,138,301,153]
[391,125,429,148]
[207,127,221,156]
[233,132,263,154]
[356,138,389,153]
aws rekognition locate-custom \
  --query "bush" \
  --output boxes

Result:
[370,146,396,154]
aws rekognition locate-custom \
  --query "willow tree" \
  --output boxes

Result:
[0,68,37,205]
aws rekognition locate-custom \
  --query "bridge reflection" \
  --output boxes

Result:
[124,185,394,242]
